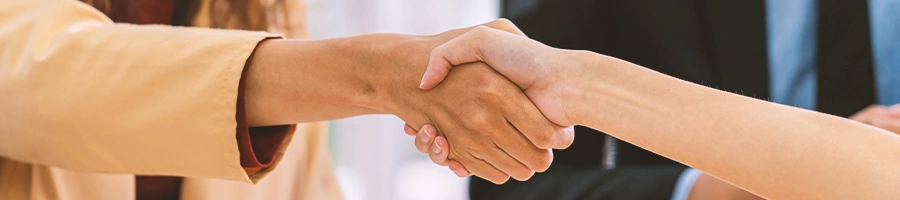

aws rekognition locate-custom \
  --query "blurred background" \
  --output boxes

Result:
[304,0,500,199]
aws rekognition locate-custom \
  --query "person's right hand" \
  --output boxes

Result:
[409,23,590,177]
[246,19,574,183]
[418,25,582,127]
[364,20,574,184]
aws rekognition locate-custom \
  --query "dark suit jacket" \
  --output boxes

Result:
[470,0,769,199]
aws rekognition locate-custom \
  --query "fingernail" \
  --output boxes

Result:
[431,140,443,154]
[421,69,436,89]
[420,129,432,143]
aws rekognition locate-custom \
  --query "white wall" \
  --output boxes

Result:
[303,1,501,200]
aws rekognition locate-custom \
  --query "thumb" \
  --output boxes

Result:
[419,26,494,90]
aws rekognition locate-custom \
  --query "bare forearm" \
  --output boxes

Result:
[241,33,462,127]
[243,37,390,126]
[566,51,900,199]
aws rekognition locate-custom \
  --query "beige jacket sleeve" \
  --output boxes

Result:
[0,0,283,183]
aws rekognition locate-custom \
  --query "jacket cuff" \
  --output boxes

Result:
[235,55,291,174]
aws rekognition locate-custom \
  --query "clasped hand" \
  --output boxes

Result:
[402,20,585,181]
[389,20,573,184]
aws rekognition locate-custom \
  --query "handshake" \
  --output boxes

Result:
[248,16,900,199]
[247,18,590,184]
[387,19,580,184]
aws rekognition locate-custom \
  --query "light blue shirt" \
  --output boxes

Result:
[673,1,900,199]
[768,0,900,109]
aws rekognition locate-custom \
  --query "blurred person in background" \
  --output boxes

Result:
[414,0,898,199]
[0,0,573,199]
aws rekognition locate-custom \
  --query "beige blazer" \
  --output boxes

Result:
[0,0,341,199]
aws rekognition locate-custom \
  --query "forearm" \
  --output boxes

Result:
[244,37,395,126]
[566,51,900,199]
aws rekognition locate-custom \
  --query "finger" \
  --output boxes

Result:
[850,105,886,124]
[480,147,535,181]
[404,123,417,136]
[429,136,451,166]
[447,160,472,177]
[873,118,900,134]
[420,28,485,90]
[491,121,555,172]
[462,156,511,184]
[503,87,575,150]
[422,25,525,90]
[414,124,437,154]
[421,19,534,90]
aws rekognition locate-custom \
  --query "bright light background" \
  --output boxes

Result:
[304,1,501,200]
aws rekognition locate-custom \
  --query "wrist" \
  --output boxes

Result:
[347,34,435,116]
[552,49,603,126]
[244,39,288,126]
[328,35,396,115]
[556,49,643,127]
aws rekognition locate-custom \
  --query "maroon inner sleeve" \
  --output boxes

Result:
[234,64,290,168]
[134,1,288,197]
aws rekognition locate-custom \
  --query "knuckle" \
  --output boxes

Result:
[473,83,508,102]
[467,146,491,160]
[472,92,502,107]
[486,18,515,30]
[471,76,499,91]
[457,146,485,161]
[531,150,553,172]
[494,18,513,25]
[414,141,429,153]
[414,136,431,152]
[429,155,447,166]
[531,133,555,149]
[553,127,576,149]
[472,25,491,32]
[464,113,493,129]
[486,18,525,36]
[471,26,494,38]
[511,170,535,181]
[491,175,511,185]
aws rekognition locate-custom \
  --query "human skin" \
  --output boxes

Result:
[241,20,573,184]
[415,25,900,199]
[687,174,763,200]
[851,104,900,133]
[405,126,765,200]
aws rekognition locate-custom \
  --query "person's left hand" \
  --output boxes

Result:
[850,104,900,134]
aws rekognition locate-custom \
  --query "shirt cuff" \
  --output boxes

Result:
[235,57,290,173]
[671,168,703,200]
